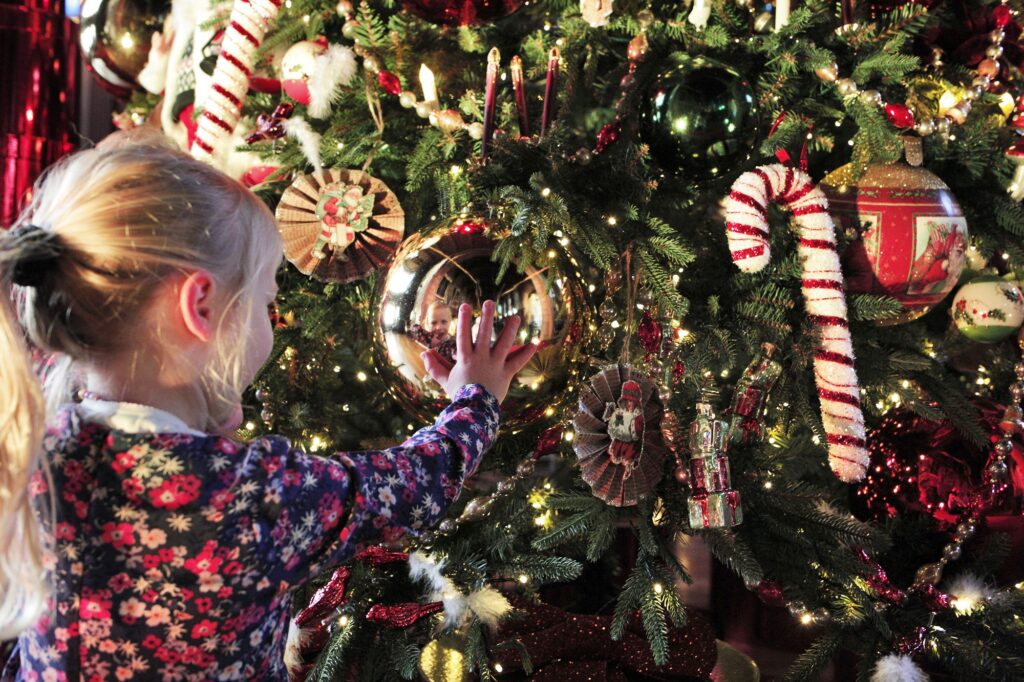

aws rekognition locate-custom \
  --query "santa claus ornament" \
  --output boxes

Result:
[573,365,668,506]
[275,169,405,284]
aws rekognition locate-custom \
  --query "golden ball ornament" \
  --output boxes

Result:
[372,216,591,431]
[80,0,170,97]
[418,636,466,682]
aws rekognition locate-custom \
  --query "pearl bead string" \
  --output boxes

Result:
[815,4,1013,138]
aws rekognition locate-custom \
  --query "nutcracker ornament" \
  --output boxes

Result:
[686,389,742,529]
[728,342,783,444]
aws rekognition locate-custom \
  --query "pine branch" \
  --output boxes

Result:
[781,631,842,682]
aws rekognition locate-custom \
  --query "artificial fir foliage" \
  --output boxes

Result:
[124,0,1024,678]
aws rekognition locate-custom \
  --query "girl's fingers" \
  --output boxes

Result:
[455,303,473,360]
[474,300,495,352]
[505,343,539,375]
[492,315,521,358]
[422,350,452,386]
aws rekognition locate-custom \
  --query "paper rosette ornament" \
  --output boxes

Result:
[276,169,404,284]
[573,365,668,506]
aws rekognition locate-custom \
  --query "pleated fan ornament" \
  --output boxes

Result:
[275,169,405,284]
[572,364,669,506]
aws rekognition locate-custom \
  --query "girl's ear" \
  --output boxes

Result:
[179,271,215,342]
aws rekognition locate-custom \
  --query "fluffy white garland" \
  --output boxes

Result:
[308,45,358,119]
[723,163,869,482]
[409,551,511,629]
[945,572,994,615]
[283,117,323,173]
[871,654,930,682]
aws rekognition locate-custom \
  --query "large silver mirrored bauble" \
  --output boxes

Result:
[373,216,591,431]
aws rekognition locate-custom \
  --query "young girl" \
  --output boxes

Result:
[409,301,457,364]
[0,139,536,680]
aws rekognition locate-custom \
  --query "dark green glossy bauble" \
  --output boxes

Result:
[641,55,759,177]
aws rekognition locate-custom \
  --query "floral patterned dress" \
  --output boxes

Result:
[16,385,499,681]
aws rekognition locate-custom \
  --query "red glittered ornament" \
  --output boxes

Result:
[918,584,954,612]
[672,359,686,383]
[534,425,564,458]
[994,4,1012,28]
[355,545,409,566]
[756,580,786,607]
[595,122,621,153]
[637,310,662,358]
[366,601,444,628]
[895,626,928,655]
[883,103,916,129]
[402,0,524,26]
[377,70,402,96]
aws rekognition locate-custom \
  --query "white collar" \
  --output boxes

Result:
[76,398,207,437]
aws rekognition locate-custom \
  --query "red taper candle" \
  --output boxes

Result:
[482,47,500,160]
[540,47,560,135]
[510,55,529,137]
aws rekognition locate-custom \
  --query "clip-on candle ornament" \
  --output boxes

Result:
[540,47,560,136]
[419,63,439,111]
[839,0,857,29]
[482,47,500,160]
[774,0,790,30]
[688,0,710,29]
[510,55,530,137]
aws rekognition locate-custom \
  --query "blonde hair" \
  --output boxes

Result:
[0,135,281,637]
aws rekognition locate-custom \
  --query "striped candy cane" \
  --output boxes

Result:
[191,0,283,162]
[723,164,869,482]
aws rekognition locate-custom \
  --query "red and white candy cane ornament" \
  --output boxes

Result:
[723,164,869,482]
[191,0,283,162]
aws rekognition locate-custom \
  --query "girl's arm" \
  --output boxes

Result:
[244,300,535,585]
[244,383,497,584]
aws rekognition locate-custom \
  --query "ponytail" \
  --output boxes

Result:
[0,231,49,639]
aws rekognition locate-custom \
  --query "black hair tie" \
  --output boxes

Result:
[9,224,65,288]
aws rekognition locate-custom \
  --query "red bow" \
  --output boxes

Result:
[767,111,811,172]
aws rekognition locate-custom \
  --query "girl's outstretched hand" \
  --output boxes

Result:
[421,300,538,403]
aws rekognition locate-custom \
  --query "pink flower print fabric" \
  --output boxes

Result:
[17,384,498,681]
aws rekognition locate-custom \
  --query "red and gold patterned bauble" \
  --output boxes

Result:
[402,0,524,26]
[822,163,968,324]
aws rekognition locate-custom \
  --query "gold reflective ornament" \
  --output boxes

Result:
[372,216,591,430]
[80,0,170,97]
[712,640,760,681]
[419,636,467,682]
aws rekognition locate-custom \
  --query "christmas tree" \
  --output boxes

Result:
[98,0,1024,677]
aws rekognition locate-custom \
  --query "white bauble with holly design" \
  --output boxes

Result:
[951,275,1024,343]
